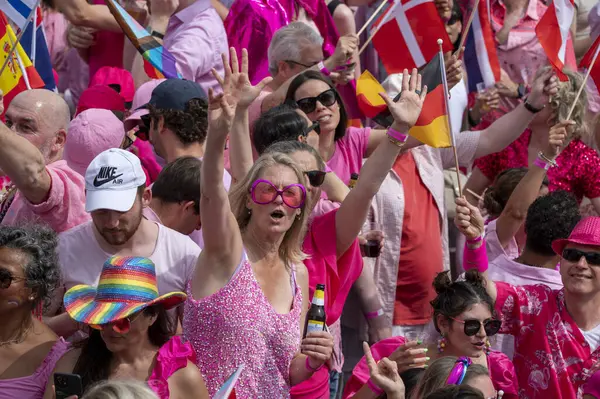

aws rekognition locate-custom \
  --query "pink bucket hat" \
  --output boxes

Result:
[90,67,135,103]
[124,79,166,132]
[65,109,126,176]
[552,217,600,255]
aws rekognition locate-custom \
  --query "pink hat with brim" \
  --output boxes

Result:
[552,217,600,255]
[124,79,166,131]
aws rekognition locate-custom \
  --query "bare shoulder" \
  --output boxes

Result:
[294,262,309,287]
[169,360,209,399]
[53,347,82,372]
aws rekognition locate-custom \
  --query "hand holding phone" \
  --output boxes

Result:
[54,373,83,399]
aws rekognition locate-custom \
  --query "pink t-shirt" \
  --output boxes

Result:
[488,253,563,359]
[485,219,519,263]
[58,221,200,293]
[1,160,89,233]
[326,127,371,185]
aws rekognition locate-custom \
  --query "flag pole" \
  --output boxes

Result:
[438,38,463,197]
[31,7,37,64]
[358,2,396,56]
[357,0,390,37]
[566,46,600,120]
[0,1,39,77]
[455,0,481,54]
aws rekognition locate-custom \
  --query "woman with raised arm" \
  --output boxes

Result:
[221,46,427,397]
[182,51,334,398]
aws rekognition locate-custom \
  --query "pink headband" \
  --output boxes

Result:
[446,357,472,385]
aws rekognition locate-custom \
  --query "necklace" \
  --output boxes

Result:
[0,323,33,347]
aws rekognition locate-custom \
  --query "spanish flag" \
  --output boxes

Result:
[0,11,43,112]
[362,55,451,148]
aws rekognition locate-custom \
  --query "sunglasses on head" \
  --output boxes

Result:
[296,89,337,114]
[304,170,326,187]
[449,316,502,337]
[0,268,27,289]
[90,311,143,334]
[563,248,600,265]
[250,179,306,209]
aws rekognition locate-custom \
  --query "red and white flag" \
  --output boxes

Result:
[535,0,575,81]
[579,35,600,90]
[371,0,452,73]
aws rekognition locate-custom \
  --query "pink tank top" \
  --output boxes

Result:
[183,254,302,398]
[0,338,69,399]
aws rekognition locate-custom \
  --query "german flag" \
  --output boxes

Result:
[371,54,451,148]
[0,11,43,114]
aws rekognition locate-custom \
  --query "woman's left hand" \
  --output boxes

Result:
[378,68,427,133]
[301,331,334,370]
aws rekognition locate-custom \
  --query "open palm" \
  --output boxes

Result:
[379,69,427,132]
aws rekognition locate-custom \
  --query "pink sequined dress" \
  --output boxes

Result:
[474,129,600,202]
[183,253,302,398]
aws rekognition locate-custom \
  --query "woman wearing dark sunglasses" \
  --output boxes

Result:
[0,225,69,398]
[343,271,517,399]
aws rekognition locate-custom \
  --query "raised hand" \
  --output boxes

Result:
[454,196,485,241]
[330,34,359,68]
[544,120,574,160]
[379,68,427,132]
[363,342,405,397]
[527,69,559,109]
[207,88,235,138]
[212,48,273,110]
[149,0,179,18]
[301,331,334,371]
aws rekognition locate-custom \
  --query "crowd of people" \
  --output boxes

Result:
[2,0,600,397]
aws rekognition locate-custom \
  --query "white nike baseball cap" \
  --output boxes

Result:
[85,148,147,213]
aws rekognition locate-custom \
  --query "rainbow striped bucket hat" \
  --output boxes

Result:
[64,256,187,326]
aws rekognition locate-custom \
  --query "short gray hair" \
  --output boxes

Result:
[268,22,323,76]
[82,380,158,399]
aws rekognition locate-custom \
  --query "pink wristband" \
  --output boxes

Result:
[318,61,331,76]
[387,127,409,143]
[463,240,488,273]
[305,356,323,372]
[367,379,384,395]
[365,308,384,320]
[466,235,483,244]
[534,157,550,170]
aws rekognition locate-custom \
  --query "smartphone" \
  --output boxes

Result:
[54,373,83,399]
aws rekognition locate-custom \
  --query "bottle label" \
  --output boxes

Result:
[312,290,324,306]
[306,320,324,334]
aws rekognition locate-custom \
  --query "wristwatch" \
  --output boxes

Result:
[151,30,165,40]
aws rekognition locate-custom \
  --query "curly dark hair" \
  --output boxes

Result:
[147,98,208,145]
[430,271,495,333]
[525,190,581,256]
[284,70,348,142]
[483,167,549,218]
[0,224,60,310]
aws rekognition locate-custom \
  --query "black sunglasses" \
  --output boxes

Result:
[563,248,600,265]
[304,170,326,187]
[0,268,27,289]
[449,316,502,337]
[296,89,337,114]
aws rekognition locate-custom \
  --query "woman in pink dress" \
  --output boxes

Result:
[44,256,207,399]
[342,271,518,399]
[0,225,69,399]
[466,67,600,215]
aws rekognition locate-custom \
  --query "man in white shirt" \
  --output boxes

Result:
[47,149,200,338]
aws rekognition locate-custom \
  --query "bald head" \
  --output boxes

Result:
[5,89,70,163]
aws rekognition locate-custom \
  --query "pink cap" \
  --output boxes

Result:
[124,79,166,131]
[552,217,600,255]
[90,66,135,103]
[65,109,126,176]
[76,85,126,117]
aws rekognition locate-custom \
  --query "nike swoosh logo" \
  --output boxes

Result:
[93,173,124,187]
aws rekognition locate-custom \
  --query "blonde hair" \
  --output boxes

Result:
[229,152,309,265]
[82,380,158,399]
[411,357,489,399]
[537,66,588,140]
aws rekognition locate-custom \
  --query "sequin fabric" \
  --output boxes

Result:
[183,259,302,398]
[473,129,600,202]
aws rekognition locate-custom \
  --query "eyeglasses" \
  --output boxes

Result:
[304,170,326,187]
[296,89,337,114]
[0,268,27,289]
[250,179,306,209]
[89,311,143,334]
[449,316,502,337]
[562,248,600,265]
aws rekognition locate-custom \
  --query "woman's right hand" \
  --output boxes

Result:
[363,342,405,398]
[454,196,485,241]
[543,121,573,160]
